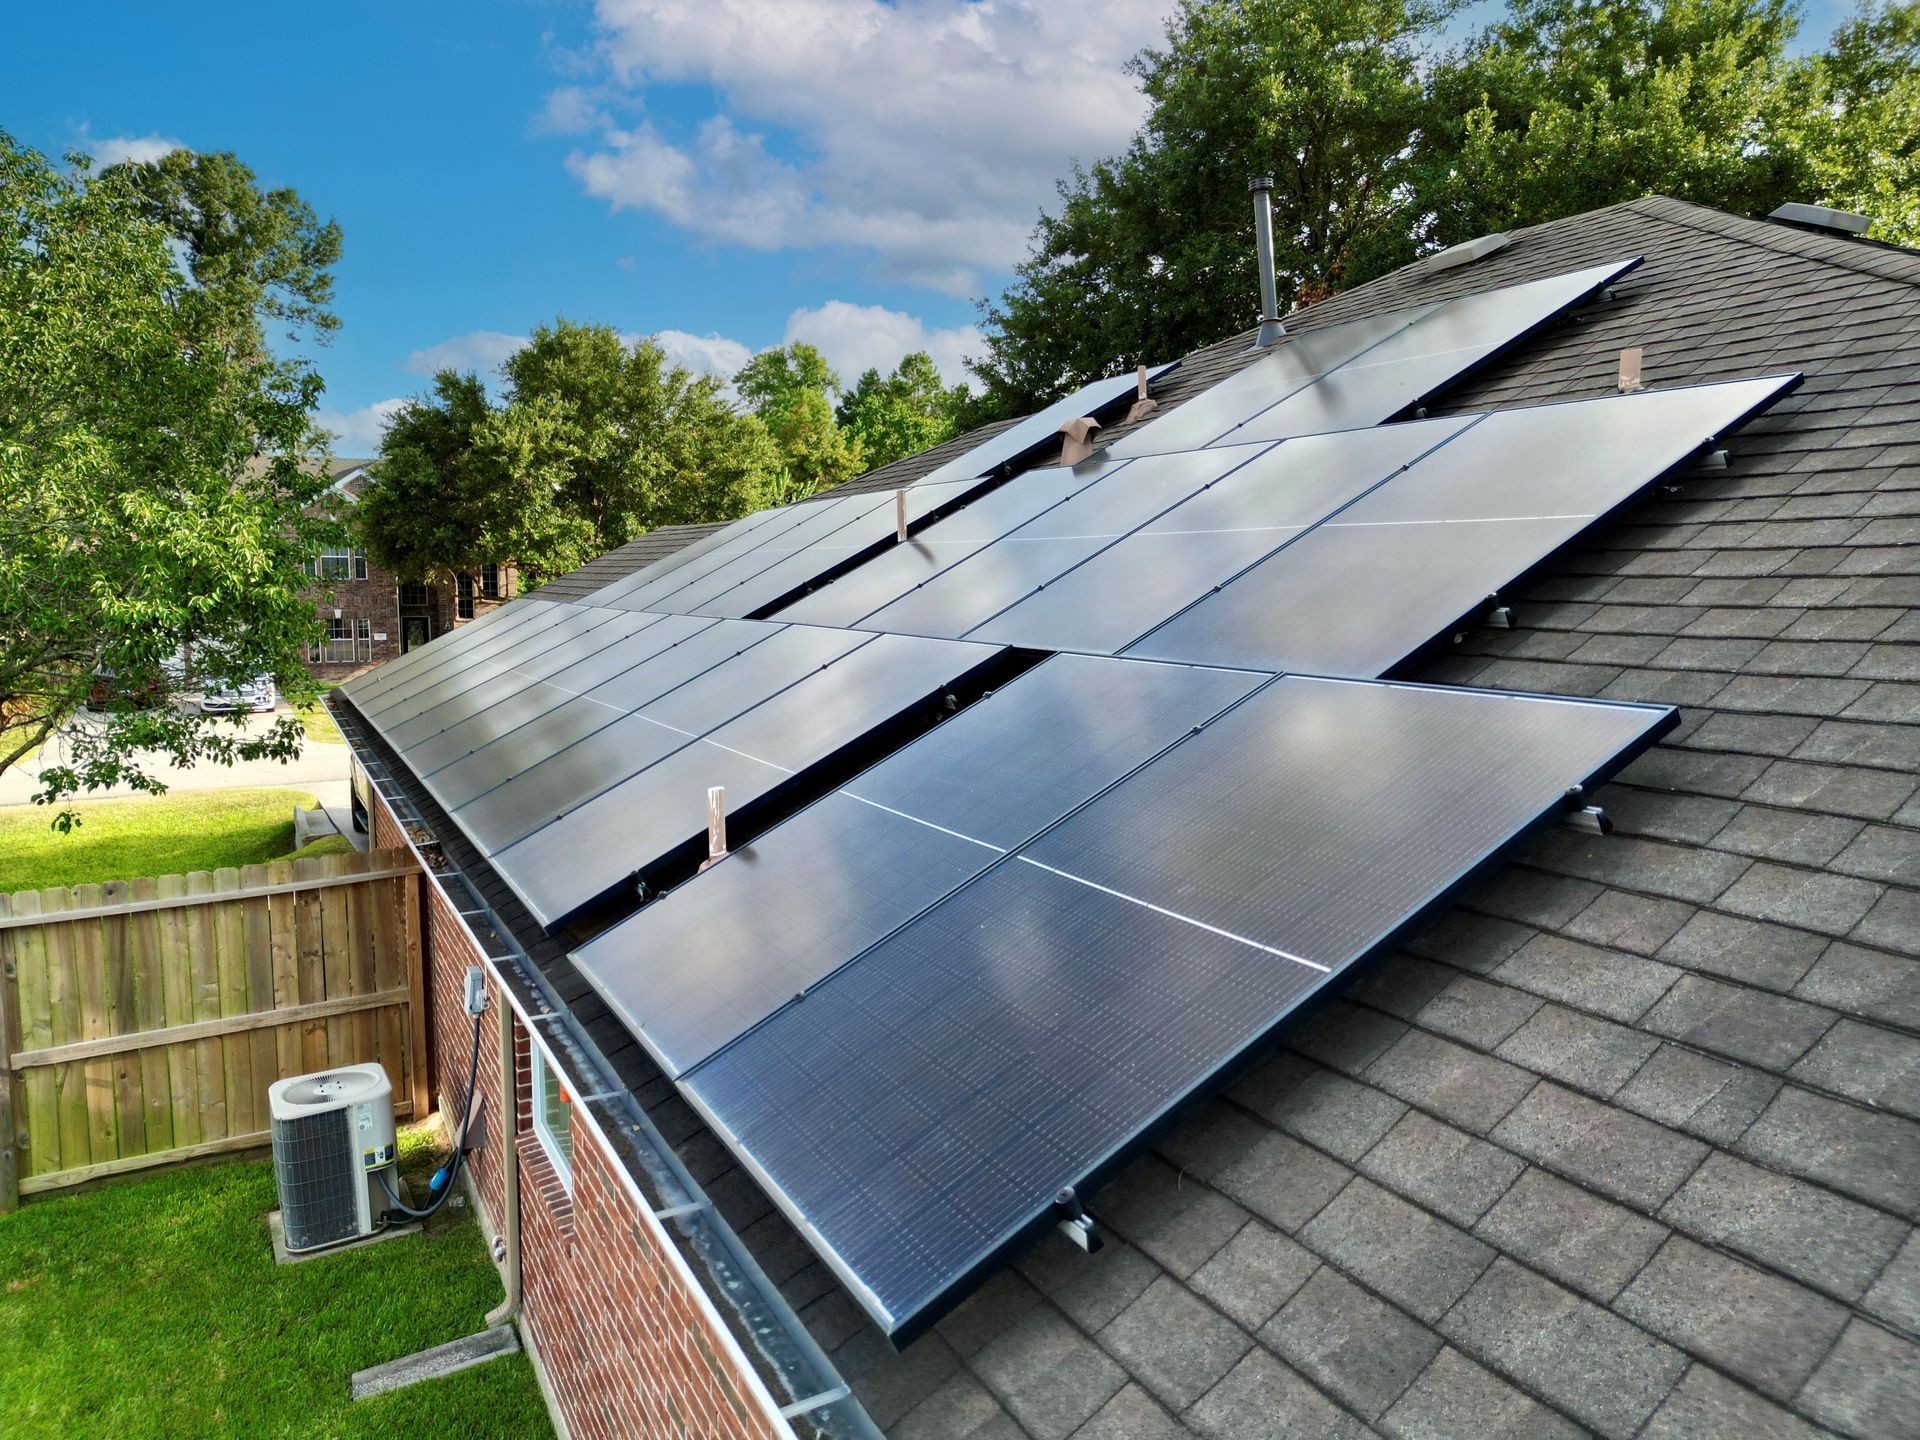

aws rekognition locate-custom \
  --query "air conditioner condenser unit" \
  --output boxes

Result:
[269,1062,398,1254]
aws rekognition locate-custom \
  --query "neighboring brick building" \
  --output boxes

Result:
[302,459,516,681]
[335,197,1920,1440]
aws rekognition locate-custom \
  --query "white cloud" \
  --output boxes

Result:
[535,86,610,136]
[784,301,980,389]
[86,133,188,167]
[317,398,408,454]
[652,329,755,386]
[561,0,1171,295]
[404,330,529,377]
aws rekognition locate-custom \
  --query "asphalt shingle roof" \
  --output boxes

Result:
[411,195,1920,1438]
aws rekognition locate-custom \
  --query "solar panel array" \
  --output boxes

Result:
[577,664,1675,1336]
[914,363,1179,486]
[337,256,1811,1345]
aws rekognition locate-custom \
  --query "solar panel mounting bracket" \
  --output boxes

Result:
[1562,804,1612,835]
[1053,1186,1103,1254]
[1696,447,1730,469]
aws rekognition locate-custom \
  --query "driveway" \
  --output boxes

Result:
[0,708,351,809]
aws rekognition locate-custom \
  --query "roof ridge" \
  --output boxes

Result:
[1621,194,1920,287]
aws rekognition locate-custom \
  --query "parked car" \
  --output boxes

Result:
[200,675,278,714]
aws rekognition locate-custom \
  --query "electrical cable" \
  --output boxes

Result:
[377,1006,485,1223]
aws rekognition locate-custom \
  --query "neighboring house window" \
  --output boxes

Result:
[456,571,475,620]
[530,1047,573,1185]
[481,563,502,600]
[308,617,372,665]
[397,581,429,608]
[311,548,369,581]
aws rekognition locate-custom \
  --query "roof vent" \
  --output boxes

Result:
[1768,202,1872,238]
[1425,233,1512,273]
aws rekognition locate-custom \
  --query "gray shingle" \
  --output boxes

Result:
[1792,940,1920,1028]
[1186,1222,1320,1332]
[1637,1364,1821,1440]
[1656,909,1830,991]
[1716,861,1885,935]
[891,1372,1025,1440]
[1379,1347,1584,1440]
[1493,1082,1710,1210]
[1358,1111,1526,1228]
[1439,1258,1688,1440]
[1790,1017,1920,1118]
[1491,933,1681,1022]
[1474,1167,1669,1303]
[1096,1157,1251,1280]
[1099,1277,1252,1412]
[1260,1266,1441,1421]
[1413,974,1544,1050]
[1796,1319,1920,1440]
[1642,975,1838,1070]
[1496,1003,1662,1096]
[1067,1383,1189,1440]
[1659,1150,1909,1301]
[1855,885,1920,955]
[1297,1179,1493,1323]
[1862,1230,1920,1332]
[1184,1350,1366,1440]
[1229,1055,1407,1163]
[1362,1030,1542,1135]
[1157,1106,1352,1235]
[972,1308,1128,1440]
[1020,1235,1160,1334]
[1738,1085,1920,1216]
[1562,889,1694,954]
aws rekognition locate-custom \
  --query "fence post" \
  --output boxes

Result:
[0,893,21,1213]
[403,873,432,1123]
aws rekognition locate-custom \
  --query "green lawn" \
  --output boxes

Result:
[0,1126,553,1440]
[297,683,345,744]
[0,788,322,892]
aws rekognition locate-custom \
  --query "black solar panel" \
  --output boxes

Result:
[491,634,1006,926]
[681,676,1673,1339]
[588,509,783,607]
[916,364,1178,486]
[601,497,848,613]
[971,421,1470,654]
[571,653,1262,1076]
[1130,375,1799,674]
[337,598,545,707]
[357,602,602,728]
[859,447,1261,639]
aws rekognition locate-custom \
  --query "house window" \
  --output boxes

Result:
[308,616,372,665]
[456,571,475,620]
[311,548,369,581]
[481,563,502,600]
[398,581,429,608]
[530,1047,573,1185]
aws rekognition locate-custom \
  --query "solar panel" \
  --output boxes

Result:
[915,364,1178,487]
[600,497,849,613]
[1103,307,1434,458]
[355,601,591,727]
[453,622,856,855]
[858,446,1263,639]
[588,508,785,607]
[339,599,558,710]
[1212,260,1641,446]
[687,479,985,620]
[1130,375,1799,675]
[491,634,1007,926]
[571,653,1264,1076]
[407,614,717,786]
[772,466,1101,627]
[971,420,1471,654]
[1106,260,1637,459]
[679,676,1674,1339]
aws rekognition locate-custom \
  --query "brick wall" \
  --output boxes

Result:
[305,563,403,681]
[374,791,783,1440]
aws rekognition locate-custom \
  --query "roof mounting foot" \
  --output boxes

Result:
[1487,604,1513,629]
[1562,804,1612,835]
[1696,447,1730,469]
[1055,1186,1103,1254]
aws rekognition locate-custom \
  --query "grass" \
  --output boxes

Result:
[0,1124,554,1440]
[287,833,356,861]
[0,788,321,892]
[297,683,345,745]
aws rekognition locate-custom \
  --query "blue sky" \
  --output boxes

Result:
[5,0,1852,453]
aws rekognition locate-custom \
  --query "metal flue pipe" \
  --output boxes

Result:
[1250,175,1287,347]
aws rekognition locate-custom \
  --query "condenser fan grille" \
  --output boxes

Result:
[273,1107,360,1252]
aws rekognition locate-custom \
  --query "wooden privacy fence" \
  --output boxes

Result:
[0,848,427,1209]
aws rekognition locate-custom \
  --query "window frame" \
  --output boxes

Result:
[529,1045,574,1187]
[312,547,369,582]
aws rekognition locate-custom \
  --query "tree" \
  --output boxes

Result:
[968,0,1456,418]
[0,132,339,818]
[1424,0,1814,245]
[836,353,968,469]
[357,322,782,583]
[1795,1,1920,245]
[735,343,865,502]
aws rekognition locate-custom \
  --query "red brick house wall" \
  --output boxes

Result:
[372,793,784,1440]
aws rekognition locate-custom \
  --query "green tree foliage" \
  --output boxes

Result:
[969,0,1456,418]
[734,343,865,502]
[971,0,1920,416]
[835,352,968,469]
[358,322,781,583]
[1797,1,1920,244]
[0,132,339,814]
[1427,0,1812,242]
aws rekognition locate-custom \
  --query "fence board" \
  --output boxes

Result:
[0,849,422,1209]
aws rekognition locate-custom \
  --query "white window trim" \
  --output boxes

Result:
[530,1046,574,1187]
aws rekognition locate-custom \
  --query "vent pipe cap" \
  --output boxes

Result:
[1768,202,1871,237]
[1425,232,1512,273]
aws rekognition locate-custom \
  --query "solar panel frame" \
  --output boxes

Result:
[914,363,1179,486]
[676,676,1676,1341]
[587,507,787,606]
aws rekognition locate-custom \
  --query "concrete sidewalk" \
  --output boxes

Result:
[0,710,351,808]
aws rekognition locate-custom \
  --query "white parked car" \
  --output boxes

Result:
[200,675,278,714]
